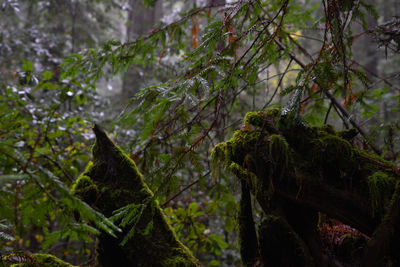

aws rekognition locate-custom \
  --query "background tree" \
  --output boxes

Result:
[121,0,162,98]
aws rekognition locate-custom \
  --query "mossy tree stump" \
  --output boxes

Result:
[71,112,400,267]
[72,125,199,267]
[212,109,400,267]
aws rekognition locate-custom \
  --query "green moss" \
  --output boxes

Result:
[211,129,262,172]
[324,135,353,159]
[242,109,281,132]
[211,142,227,163]
[82,160,94,174]
[319,124,336,135]
[74,126,154,216]
[228,162,257,193]
[244,111,267,127]
[269,134,290,176]
[358,149,396,169]
[10,253,75,267]
[210,142,229,182]
[212,109,282,170]
[367,171,397,217]
[229,130,262,162]
[71,175,98,204]
[162,253,199,267]
[265,108,280,118]
[279,117,312,153]
[212,121,292,190]
[279,119,359,172]
[310,135,355,172]
[210,142,227,175]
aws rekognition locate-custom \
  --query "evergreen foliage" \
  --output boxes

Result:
[0,0,399,265]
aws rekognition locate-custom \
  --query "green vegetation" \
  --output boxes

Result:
[0,0,399,266]
[10,253,75,267]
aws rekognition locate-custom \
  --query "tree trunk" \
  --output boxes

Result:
[121,0,161,99]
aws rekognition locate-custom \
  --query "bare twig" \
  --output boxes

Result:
[263,59,294,109]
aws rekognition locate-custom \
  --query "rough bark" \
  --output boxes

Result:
[72,125,199,267]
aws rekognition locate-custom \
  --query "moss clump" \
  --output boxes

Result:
[311,135,355,173]
[367,171,397,217]
[243,109,280,132]
[269,134,290,179]
[278,116,311,153]
[228,162,257,191]
[71,175,98,204]
[210,142,228,179]
[258,215,314,267]
[244,111,268,127]
[211,142,227,163]
[358,149,396,172]
[163,255,199,267]
[265,108,280,118]
[10,253,75,267]
[212,109,282,173]
[211,130,262,179]
[319,124,336,135]
[226,130,262,164]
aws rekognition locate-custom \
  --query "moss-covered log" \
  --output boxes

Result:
[212,109,400,266]
[72,125,199,267]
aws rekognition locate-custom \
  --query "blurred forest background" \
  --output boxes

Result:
[0,0,399,266]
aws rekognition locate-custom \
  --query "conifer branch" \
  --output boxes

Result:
[270,31,382,155]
